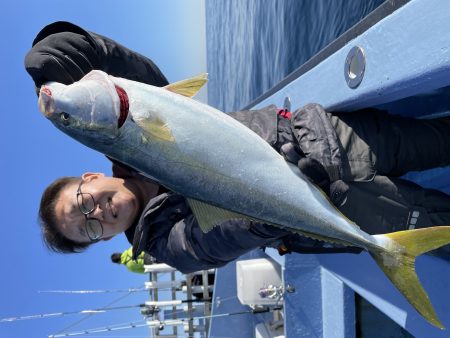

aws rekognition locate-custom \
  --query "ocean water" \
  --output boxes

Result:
[206,0,385,112]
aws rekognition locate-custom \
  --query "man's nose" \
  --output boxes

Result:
[89,205,104,220]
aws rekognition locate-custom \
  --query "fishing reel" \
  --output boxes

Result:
[140,304,160,316]
[258,283,296,304]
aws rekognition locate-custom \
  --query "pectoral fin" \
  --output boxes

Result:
[187,198,354,244]
[165,73,208,98]
[134,117,175,142]
[187,198,251,233]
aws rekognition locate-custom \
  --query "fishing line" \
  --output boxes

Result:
[40,285,208,295]
[48,320,148,338]
[39,272,174,295]
[61,336,151,338]
[50,306,282,337]
[40,272,172,295]
[51,288,144,336]
[1,304,145,323]
[40,300,210,334]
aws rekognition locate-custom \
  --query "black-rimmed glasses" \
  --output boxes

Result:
[76,181,104,241]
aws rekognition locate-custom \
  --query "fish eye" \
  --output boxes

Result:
[59,112,71,124]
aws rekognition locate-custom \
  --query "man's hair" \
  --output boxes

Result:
[39,176,92,253]
[111,253,122,264]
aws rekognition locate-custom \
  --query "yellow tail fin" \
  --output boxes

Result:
[372,226,450,329]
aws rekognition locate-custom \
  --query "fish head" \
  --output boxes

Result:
[38,70,125,146]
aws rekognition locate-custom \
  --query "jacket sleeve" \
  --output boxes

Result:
[155,216,289,274]
[24,21,168,90]
[291,103,343,181]
[134,193,289,274]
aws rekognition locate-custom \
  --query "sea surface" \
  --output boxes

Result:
[205,0,385,112]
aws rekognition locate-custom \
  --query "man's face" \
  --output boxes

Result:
[54,173,140,243]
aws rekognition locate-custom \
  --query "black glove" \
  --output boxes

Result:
[299,158,349,207]
[298,157,331,194]
[279,142,349,207]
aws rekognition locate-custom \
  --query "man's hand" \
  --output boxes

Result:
[298,157,330,194]
[298,157,349,207]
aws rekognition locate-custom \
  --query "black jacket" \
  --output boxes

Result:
[25,21,168,90]
[130,192,290,273]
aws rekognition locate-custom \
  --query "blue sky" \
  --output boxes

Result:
[0,1,206,337]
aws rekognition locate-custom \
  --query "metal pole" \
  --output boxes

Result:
[185,273,195,338]
[171,270,178,337]
[202,270,212,335]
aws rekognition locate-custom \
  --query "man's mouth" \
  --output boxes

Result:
[107,197,118,218]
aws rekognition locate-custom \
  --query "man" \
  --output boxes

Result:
[111,247,157,274]
[28,22,450,273]
[110,248,147,274]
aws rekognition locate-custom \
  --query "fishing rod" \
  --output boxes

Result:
[48,305,282,337]
[40,284,212,294]
[39,269,178,294]
[1,299,210,323]
[50,285,141,337]
[38,287,148,294]
[0,304,145,323]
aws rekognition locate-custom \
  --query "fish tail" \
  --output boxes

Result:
[371,226,450,329]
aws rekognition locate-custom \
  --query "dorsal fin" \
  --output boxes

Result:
[164,73,208,98]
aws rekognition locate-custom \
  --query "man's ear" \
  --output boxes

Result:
[81,172,105,182]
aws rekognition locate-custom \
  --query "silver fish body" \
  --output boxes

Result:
[38,70,450,328]
[40,70,378,251]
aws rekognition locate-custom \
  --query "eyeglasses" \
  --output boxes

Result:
[76,180,104,241]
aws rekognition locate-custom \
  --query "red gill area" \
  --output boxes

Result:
[115,85,129,128]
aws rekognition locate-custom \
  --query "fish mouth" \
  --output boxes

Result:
[38,86,55,117]
[115,85,129,128]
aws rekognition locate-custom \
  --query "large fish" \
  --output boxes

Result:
[38,70,450,328]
